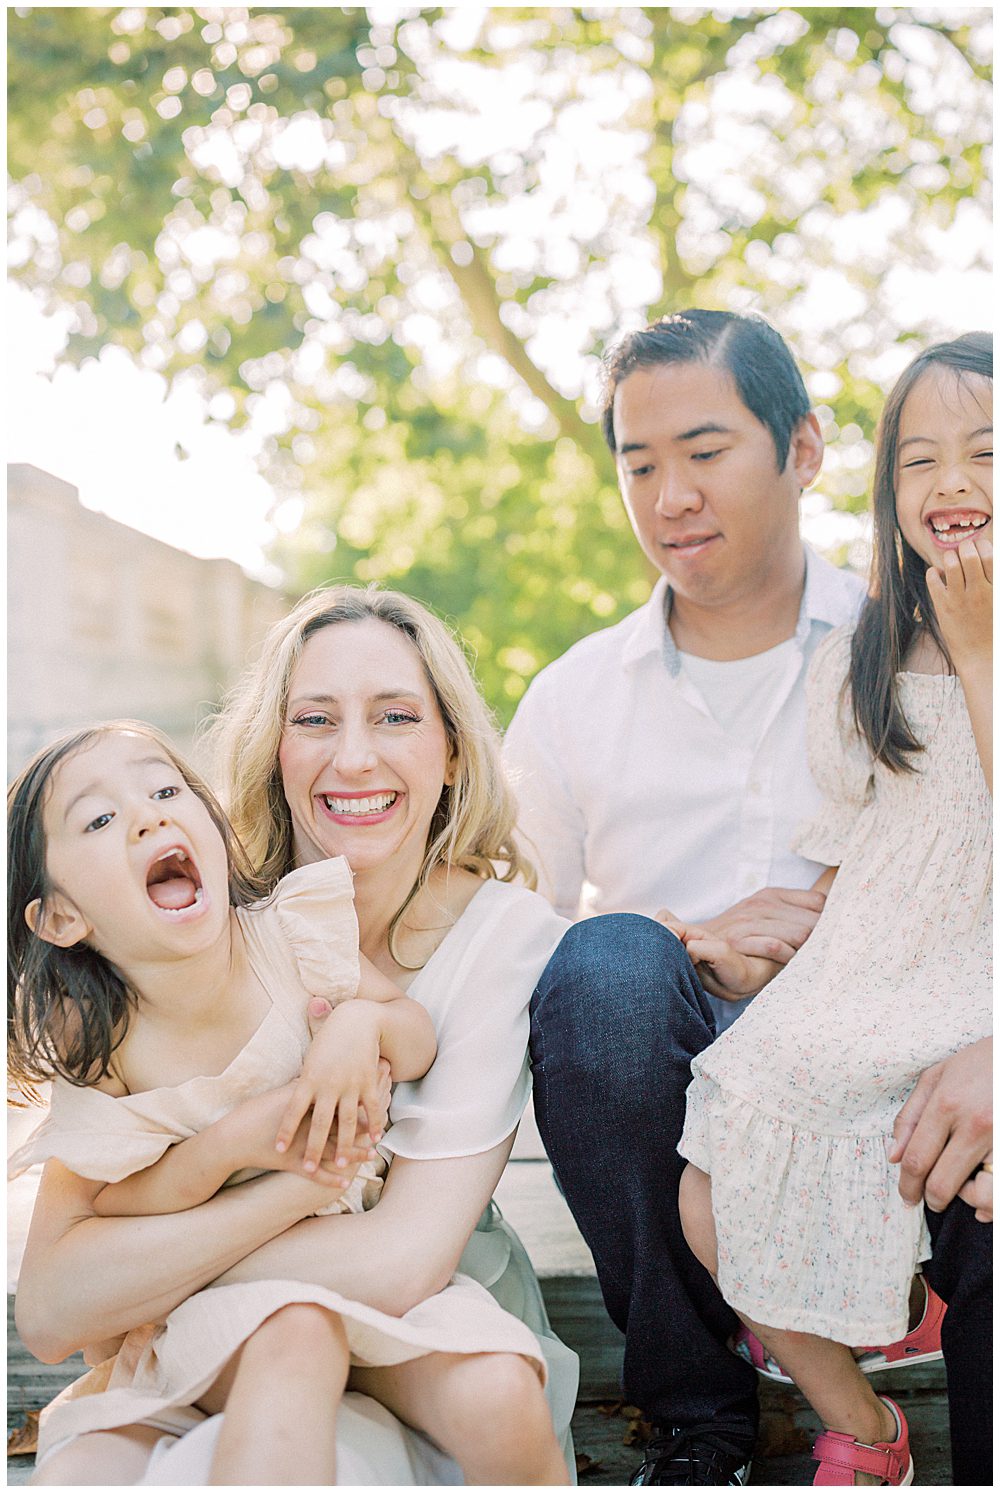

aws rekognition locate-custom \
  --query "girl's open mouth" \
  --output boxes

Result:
[146,847,205,915]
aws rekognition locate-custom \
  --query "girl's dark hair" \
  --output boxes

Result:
[8,721,266,1103]
[600,309,811,469]
[850,332,993,771]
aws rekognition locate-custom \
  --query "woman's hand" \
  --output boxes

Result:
[926,536,992,672]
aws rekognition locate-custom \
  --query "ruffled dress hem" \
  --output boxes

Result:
[679,1068,930,1346]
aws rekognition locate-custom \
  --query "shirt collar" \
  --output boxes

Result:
[622,546,862,678]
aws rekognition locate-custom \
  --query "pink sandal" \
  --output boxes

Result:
[811,1396,913,1485]
[732,1280,946,1384]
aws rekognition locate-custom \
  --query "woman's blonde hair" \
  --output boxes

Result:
[205,585,535,959]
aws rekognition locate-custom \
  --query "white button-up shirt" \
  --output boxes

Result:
[503,548,866,1029]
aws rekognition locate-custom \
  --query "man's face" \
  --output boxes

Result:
[612,362,822,611]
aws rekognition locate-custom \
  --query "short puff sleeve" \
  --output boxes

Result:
[8,1080,198,1183]
[792,625,874,866]
[382,883,569,1161]
[269,858,360,1005]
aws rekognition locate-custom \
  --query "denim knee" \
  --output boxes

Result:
[532,913,707,1026]
[530,913,714,1098]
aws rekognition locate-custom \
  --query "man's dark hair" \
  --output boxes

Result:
[600,309,811,469]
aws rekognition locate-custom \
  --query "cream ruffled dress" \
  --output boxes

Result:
[680,624,992,1345]
[10,858,549,1461]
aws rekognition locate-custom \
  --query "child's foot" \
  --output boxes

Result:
[811,1397,913,1486]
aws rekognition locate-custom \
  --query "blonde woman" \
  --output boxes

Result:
[16,585,578,1486]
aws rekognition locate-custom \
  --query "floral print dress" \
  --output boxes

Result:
[679,625,992,1344]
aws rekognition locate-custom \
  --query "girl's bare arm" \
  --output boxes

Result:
[927,537,992,792]
[92,1085,368,1217]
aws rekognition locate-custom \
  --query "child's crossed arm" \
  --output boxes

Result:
[91,959,430,1219]
[90,1076,387,1218]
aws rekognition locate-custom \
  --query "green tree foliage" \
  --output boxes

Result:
[8,6,991,717]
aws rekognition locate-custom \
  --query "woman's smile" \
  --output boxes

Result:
[315,789,403,826]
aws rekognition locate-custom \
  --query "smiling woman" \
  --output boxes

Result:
[212,585,537,968]
[10,587,578,1486]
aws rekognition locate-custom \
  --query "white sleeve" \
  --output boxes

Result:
[381,889,569,1161]
[503,678,587,920]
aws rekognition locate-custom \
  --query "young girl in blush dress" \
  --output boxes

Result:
[8,721,570,1486]
[674,334,991,1486]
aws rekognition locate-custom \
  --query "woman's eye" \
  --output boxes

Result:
[901,458,932,469]
[382,710,420,726]
[973,449,992,461]
[290,713,333,728]
[84,812,114,833]
[626,465,653,478]
[152,786,180,801]
[692,449,723,462]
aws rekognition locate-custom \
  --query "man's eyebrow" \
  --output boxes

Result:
[676,422,734,442]
[618,423,734,456]
[899,425,993,451]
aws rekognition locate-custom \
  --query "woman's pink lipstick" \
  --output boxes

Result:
[315,790,401,826]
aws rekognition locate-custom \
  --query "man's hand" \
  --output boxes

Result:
[958,1163,993,1224]
[688,886,826,966]
[656,912,780,1001]
[889,1037,992,1216]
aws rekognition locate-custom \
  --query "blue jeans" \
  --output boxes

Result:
[531,913,993,1478]
[529,913,759,1444]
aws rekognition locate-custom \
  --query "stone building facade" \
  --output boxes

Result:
[7,463,289,776]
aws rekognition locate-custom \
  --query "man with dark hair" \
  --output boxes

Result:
[505,310,867,1483]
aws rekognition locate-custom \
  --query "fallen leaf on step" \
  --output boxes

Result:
[576,1450,604,1476]
[623,1406,653,1446]
[8,1411,39,1456]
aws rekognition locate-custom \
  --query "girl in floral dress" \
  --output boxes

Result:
[675,334,992,1486]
